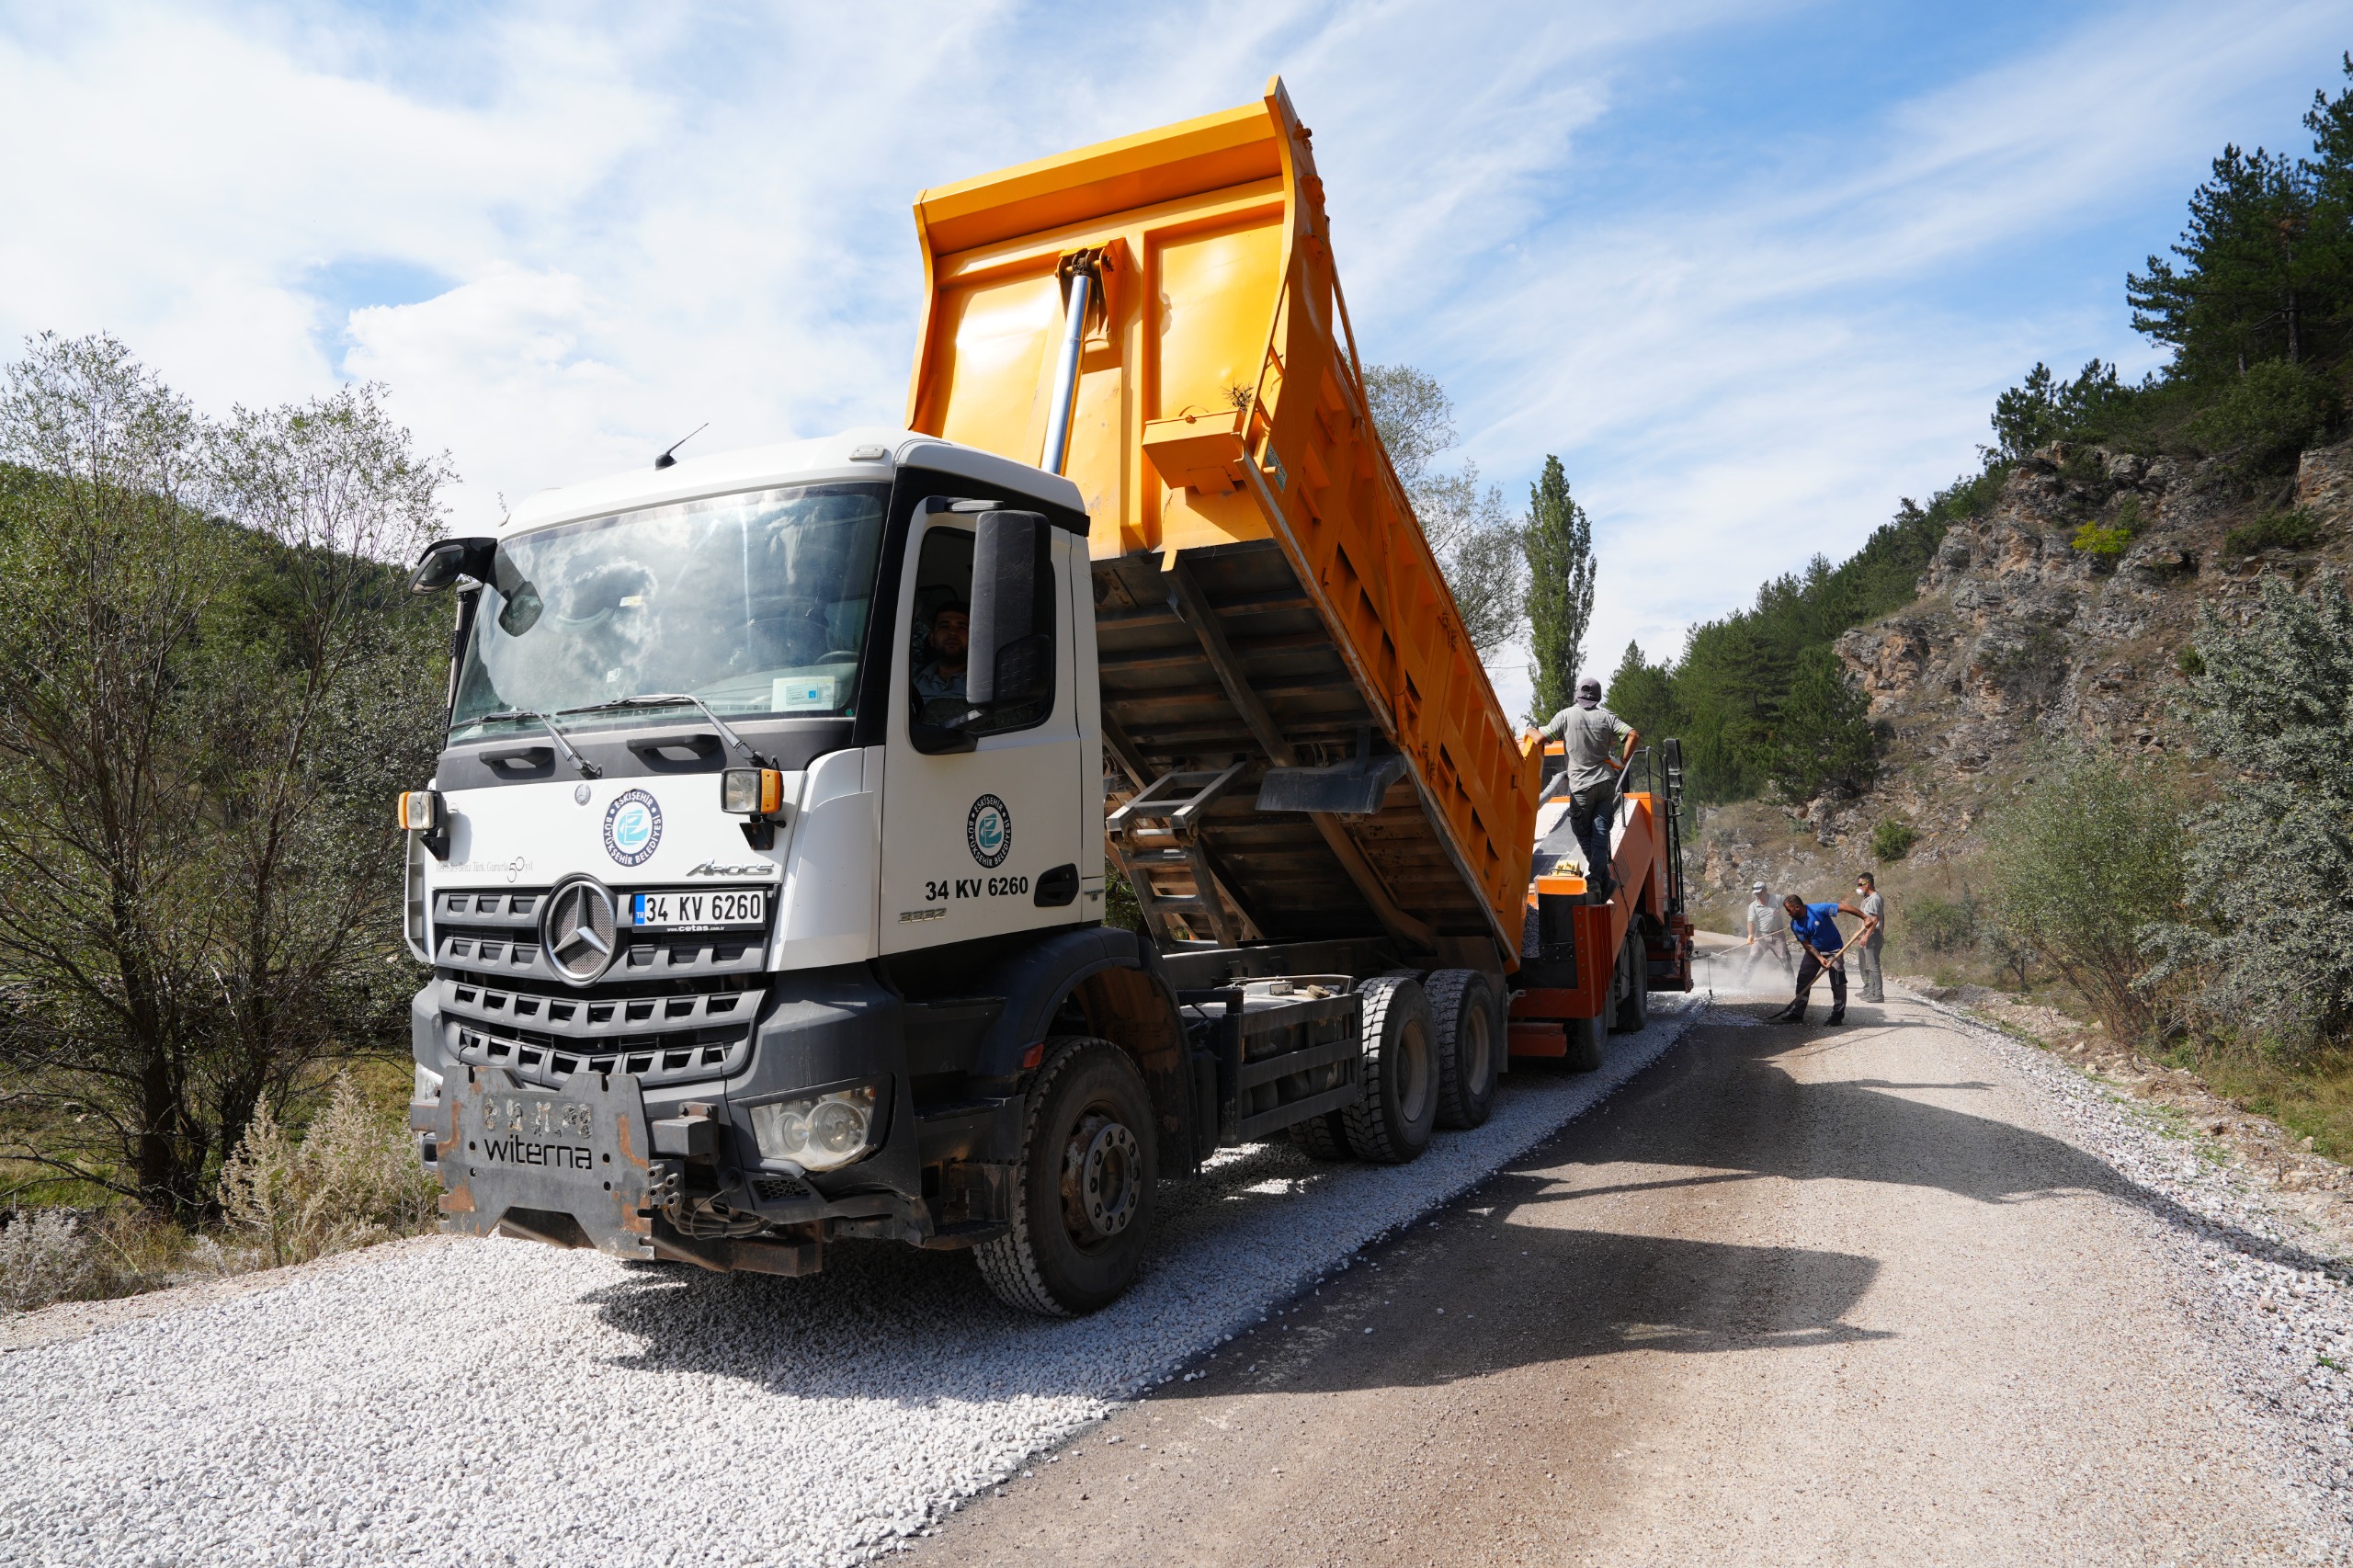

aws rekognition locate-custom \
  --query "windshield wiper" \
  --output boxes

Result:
[558,694,758,765]
[467,708,602,779]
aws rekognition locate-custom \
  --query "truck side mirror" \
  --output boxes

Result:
[409,537,496,595]
[966,510,1051,708]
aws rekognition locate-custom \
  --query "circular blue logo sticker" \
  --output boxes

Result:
[966,794,1010,869]
[604,789,662,868]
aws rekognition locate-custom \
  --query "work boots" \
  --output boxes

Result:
[1768,1004,1805,1025]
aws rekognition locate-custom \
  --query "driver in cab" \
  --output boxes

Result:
[914,600,969,723]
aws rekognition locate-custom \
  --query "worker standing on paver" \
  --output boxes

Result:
[1744,881,1792,977]
[1768,891,1879,1026]
[1853,872,1887,1004]
[1538,677,1639,897]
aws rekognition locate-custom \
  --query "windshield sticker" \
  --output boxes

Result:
[967,794,1011,869]
[604,789,663,867]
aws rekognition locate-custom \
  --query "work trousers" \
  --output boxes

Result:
[1567,782,1617,892]
[1791,949,1846,1015]
[1854,937,1884,1003]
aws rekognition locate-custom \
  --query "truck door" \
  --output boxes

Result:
[879,506,1085,951]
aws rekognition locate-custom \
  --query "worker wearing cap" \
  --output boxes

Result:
[1768,892,1878,1026]
[1744,881,1792,974]
[1853,871,1887,1004]
[1538,678,1638,897]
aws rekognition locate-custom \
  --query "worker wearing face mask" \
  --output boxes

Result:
[1852,871,1887,1004]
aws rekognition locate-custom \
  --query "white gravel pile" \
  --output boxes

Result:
[0,996,1703,1568]
[1924,994,2353,1545]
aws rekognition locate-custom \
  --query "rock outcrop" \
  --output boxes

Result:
[1691,437,2353,908]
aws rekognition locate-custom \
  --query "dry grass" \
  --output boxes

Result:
[0,1062,435,1315]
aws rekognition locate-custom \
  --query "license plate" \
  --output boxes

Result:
[630,889,767,929]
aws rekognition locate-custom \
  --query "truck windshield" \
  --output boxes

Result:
[449,482,888,741]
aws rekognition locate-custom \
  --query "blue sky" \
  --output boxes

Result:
[2,1,2346,717]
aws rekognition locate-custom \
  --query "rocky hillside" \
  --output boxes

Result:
[1688,437,2353,919]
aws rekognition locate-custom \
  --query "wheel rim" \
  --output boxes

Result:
[1059,1108,1142,1249]
[1394,1017,1433,1124]
[1461,1005,1493,1094]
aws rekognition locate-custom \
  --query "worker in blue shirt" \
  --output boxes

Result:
[1768,892,1879,1026]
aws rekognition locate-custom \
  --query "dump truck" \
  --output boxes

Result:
[401,77,1683,1315]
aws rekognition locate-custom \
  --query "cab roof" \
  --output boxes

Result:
[500,427,1085,537]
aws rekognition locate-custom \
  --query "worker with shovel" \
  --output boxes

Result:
[1768,892,1879,1026]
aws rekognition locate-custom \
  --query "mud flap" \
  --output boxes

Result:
[435,1066,656,1260]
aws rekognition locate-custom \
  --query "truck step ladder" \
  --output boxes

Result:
[1104,761,1256,948]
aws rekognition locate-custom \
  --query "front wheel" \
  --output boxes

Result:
[976,1037,1157,1316]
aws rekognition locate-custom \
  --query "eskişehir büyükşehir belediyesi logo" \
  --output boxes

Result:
[604,789,663,868]
[967,794,1010,869]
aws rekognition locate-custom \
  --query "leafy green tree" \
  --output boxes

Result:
[1361,364,1525,658]
[2145,576,2353,1052]
[1986,747,2183,1042]
[0,335,451,1214]
[1522,455,1594,722]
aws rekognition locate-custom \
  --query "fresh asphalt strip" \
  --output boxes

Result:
[0,994,1705,1568]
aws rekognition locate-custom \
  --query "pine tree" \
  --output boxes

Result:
[1767,646,1877,803]
[2129,143,2325,379]
[1522,455,1594,722]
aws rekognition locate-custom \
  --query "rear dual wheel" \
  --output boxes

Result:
[1339,975,1438,1163]
[1427,968,1500,1129]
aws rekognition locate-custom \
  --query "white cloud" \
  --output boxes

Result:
[2,0,2344,729]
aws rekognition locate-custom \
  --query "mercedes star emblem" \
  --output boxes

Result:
[540,877,620,986]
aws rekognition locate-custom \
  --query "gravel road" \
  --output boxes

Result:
[0,998,1704,1567]
[914,980,2353,1566]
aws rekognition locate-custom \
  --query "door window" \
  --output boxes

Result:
[906,526,1055,738]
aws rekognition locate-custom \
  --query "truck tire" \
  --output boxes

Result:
[1427,969,1499,1130]
[975,1037,1157,1316]
[1340,976,1438,1163]
[1613,932,1650,1033]
[1292,1111,1352,1162]
[1563,1010,1606,1072]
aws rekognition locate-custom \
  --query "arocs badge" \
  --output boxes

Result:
[604,789,663,867]
[966,794,1011,869]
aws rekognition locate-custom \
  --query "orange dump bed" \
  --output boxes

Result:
[906,78,1539,966]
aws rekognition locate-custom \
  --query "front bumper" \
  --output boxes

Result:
[423,1066,658,1259]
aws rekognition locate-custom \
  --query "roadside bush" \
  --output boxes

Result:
[0,1204,220,1313]
[0,1210,99,1311]
[2148,575,2353,1053]
[2184,360,2339,477]
[217,1075,436,1268]
[1870,819,1917,861]
[2071,495,2143,560]
[2221,506,2325,559]
[1987,746,2185,1042]
[1906,893,1979,954]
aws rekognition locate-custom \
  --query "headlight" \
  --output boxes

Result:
[749,1082,883,1171]
[720,767,784,816]
[397,789,444,831]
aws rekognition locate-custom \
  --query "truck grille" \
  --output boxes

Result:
[431,886,771,1089]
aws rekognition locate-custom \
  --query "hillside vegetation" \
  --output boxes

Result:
[1608,55,2353,809]
[1669,56,2353,1156]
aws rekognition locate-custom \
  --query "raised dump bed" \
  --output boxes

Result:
[905,77,1539,970]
